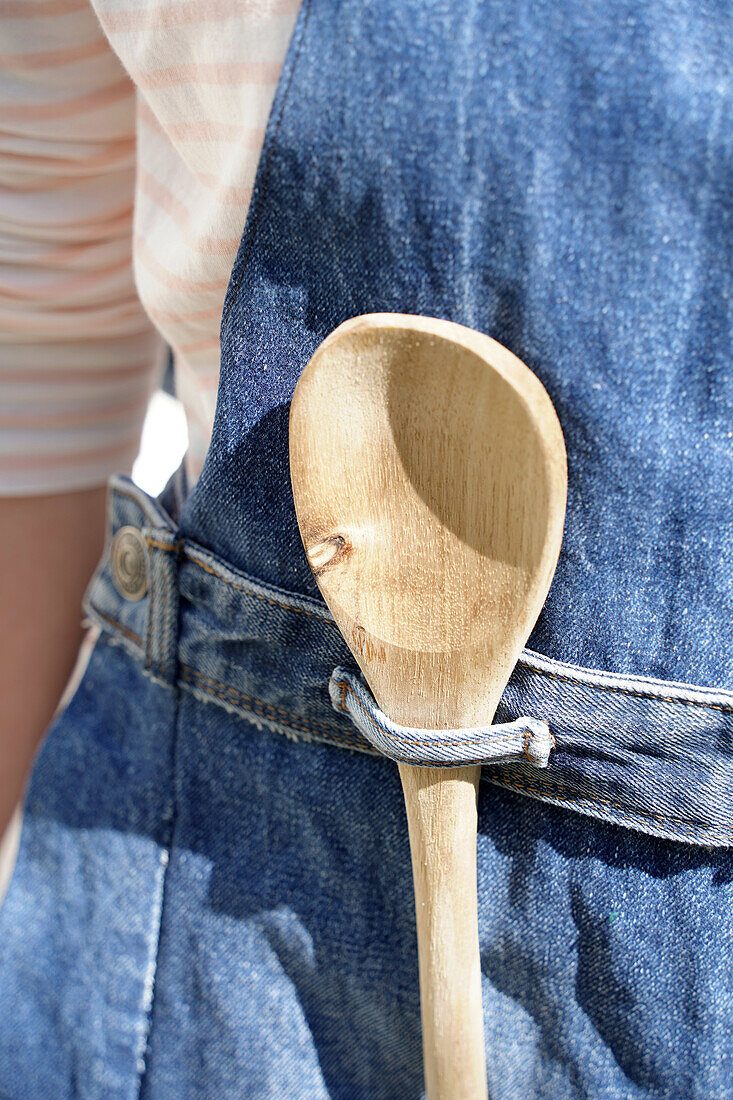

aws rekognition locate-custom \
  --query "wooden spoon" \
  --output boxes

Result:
[289,313,567,1099]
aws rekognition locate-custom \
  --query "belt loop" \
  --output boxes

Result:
[143,528,182,686]
[329,666,553,769]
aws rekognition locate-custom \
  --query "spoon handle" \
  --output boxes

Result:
[398,762,488,1100]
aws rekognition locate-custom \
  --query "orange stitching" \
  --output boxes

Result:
[335,679,527,751]
[489,774,725,838]
[180,670,367,751]
[89,603,731,838]
[189,555,328,620]
[145,580,152,671]
[182,664,280,711]
[524,664,733,715]
[180,665,359,743]
[185,555,733,714]
[92,607,143,647]
[158,558,169,678]
[146,537,180,553]
[108,488,733,716]
[209,689,363,750]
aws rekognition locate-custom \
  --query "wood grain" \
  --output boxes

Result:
[289,313,567,1098]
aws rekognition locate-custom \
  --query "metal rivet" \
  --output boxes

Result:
[111,525,148,601]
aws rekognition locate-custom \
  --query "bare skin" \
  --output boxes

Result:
[0,487,107,837]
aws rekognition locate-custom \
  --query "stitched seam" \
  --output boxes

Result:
[90,606,143,647]
[99,632,174,693]
[134,604,183,1098]
[142,537,182,671]
[110,495,733,714]
[489,774,720,836]
[178,560,733,713]
[89,616,726,836]
[185,555,733,713]
[219,0,312,329]
[190,554,327,619]
[98,546,733,714]
[524,664,733,714]
[180,678,370,754]
[147,537,180,554]
[333,678,526,750]
[144,556,153,669]
[111,488,176,537]
[179,665,360,743]
[158,558,169,678]
[145,599,152,671]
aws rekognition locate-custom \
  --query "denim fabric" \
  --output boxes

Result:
[2,0,733,1095]
[3,477,733,1096]
[329,667,553,768]
[184,0,733,692]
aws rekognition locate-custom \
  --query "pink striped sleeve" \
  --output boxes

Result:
[0,0,166,495]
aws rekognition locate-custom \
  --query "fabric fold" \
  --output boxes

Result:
[329,665,553,768]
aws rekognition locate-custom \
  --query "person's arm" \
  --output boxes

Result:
[0,4,165,833]
[0,489,106,836]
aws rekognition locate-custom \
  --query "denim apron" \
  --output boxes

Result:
[3,0,733,1096]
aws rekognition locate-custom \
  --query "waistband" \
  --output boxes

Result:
[82,475,733,850]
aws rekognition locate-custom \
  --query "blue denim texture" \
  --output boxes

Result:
[2,0,733,1095]
[329,667,553,767]
[185,0,733,692]
[2,475,733,1096]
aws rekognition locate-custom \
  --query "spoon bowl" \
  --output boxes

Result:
[290,314,566,727]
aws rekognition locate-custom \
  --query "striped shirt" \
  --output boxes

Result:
[0,0,301,494]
